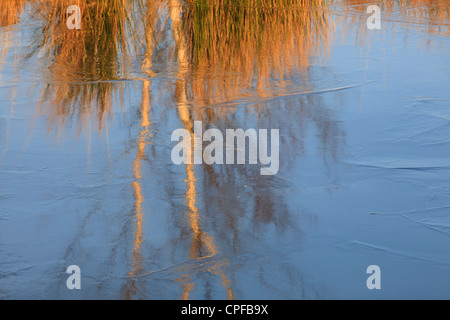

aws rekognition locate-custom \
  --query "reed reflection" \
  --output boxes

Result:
[124,79,151,299]
[30,0,137,132]
[183,0,334,115]
[0,0,26,27]
[167,0,337,299]
[12,0,340,299]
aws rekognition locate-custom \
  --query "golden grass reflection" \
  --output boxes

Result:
[170,0,234,299]
[184,0,334,113]
[124,79,151,299]
[0,0,27,27]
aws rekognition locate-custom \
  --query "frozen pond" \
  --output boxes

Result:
[0,0,449,299]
